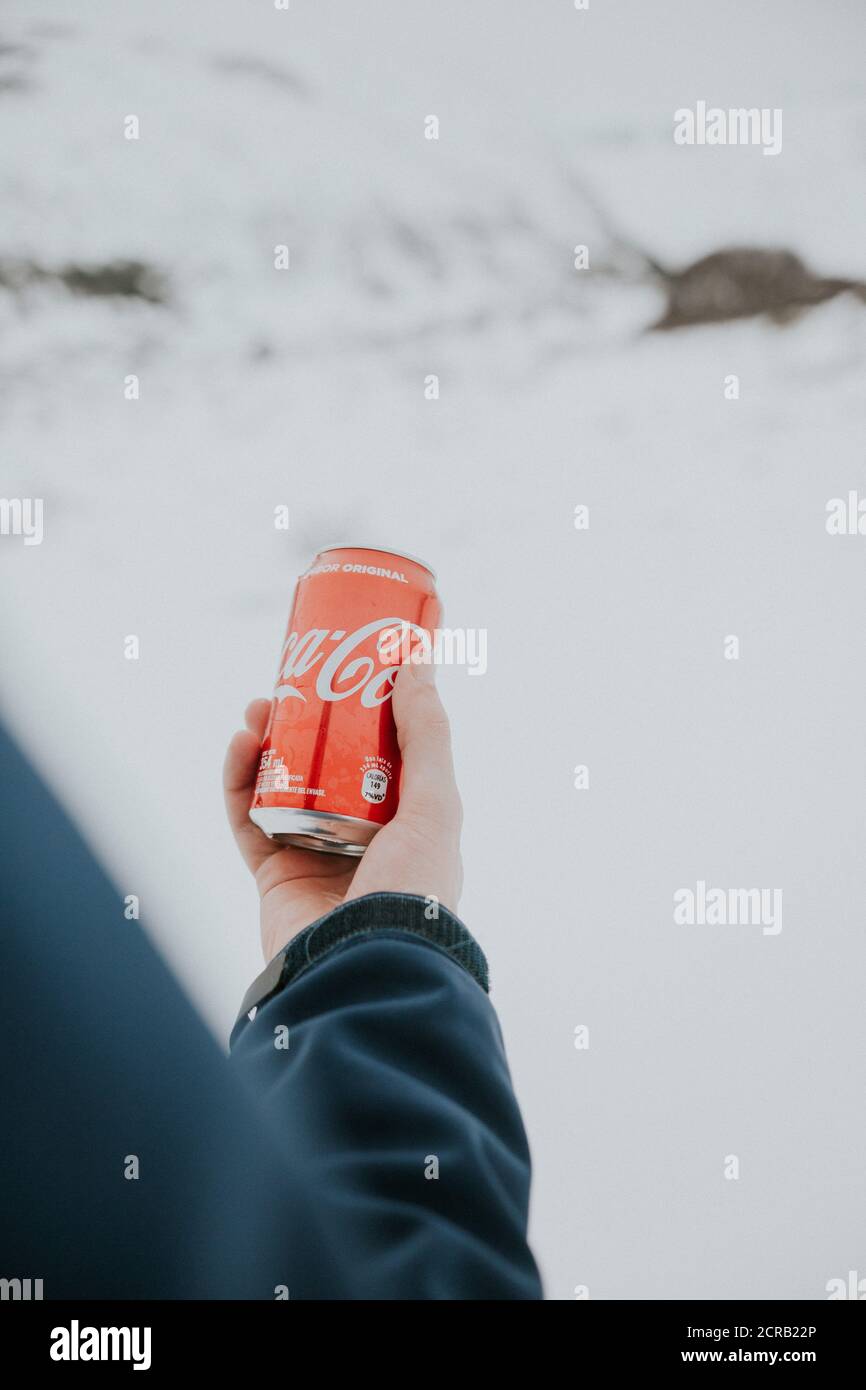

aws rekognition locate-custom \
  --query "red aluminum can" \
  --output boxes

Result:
[249,544,441,855]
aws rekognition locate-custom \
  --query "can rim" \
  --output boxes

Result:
[317,542,437,581]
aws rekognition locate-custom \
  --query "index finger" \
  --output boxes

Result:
[223,698,274,874]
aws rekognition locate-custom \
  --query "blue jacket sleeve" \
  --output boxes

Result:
[230,896,543,1300]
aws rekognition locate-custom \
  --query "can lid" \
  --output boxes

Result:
[318,542,437,581]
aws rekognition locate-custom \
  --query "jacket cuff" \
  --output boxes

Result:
[230,892,489,1046]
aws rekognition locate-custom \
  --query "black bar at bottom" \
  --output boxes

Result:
[0,1298,861,1373]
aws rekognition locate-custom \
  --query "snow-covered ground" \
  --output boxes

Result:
[2,0,865,1299]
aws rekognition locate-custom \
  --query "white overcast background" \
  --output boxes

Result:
[2,0,865,1299]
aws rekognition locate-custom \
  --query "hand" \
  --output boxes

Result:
[223,660,463,963]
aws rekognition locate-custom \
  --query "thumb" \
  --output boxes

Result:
[391,659,461,831]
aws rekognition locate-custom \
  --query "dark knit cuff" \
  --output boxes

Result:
[230,893,489,1047]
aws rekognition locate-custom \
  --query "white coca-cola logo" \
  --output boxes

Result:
[274,618,428,707]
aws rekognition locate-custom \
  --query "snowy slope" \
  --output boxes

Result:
[2,0,866,1300]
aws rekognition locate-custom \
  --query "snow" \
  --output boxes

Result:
[2,0,865,1300]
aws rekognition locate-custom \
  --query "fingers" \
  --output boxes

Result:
[244,698,272,739]
[390,662,462,837]
[226,678,464,917]
[223,698,275,874]
[347,664,463,911]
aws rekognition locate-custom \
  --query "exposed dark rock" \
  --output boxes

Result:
[0,36,36,92]
[0,73,31,93]
[0,258,168,304]
[652,247,866,330]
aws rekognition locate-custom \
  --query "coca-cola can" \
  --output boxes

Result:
[249,544,441,855]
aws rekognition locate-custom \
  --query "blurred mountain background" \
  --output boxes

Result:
[2,0,865,1300]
